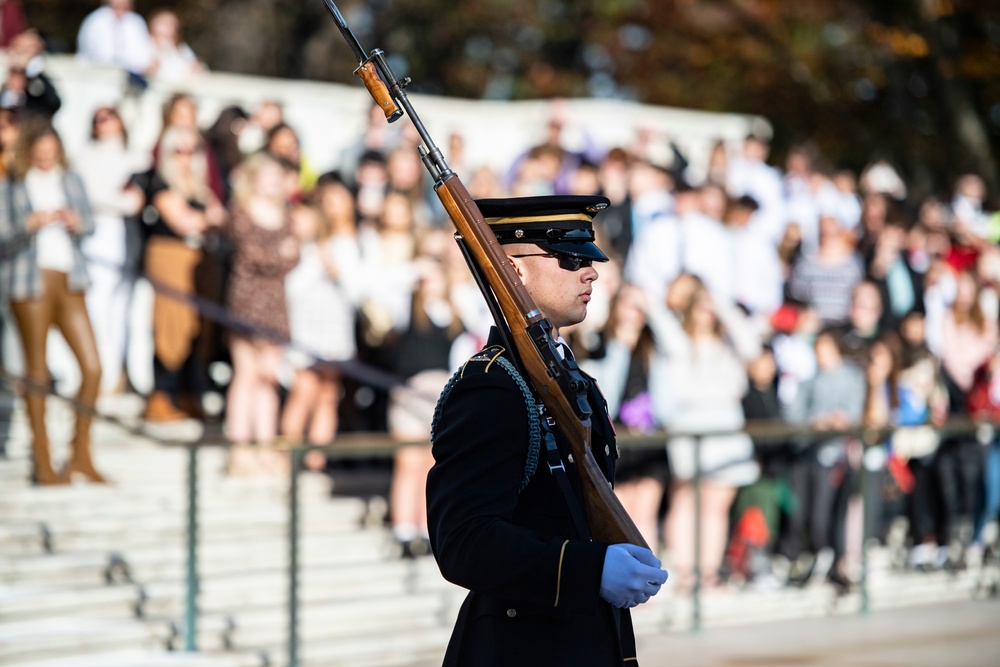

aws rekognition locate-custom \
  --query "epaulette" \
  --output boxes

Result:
[459,344,507,377]
[431,345,540,492]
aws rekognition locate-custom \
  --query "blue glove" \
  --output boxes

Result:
[599,543,668,609]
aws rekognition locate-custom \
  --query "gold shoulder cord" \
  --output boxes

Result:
[483,346,506,373]
[553,539,569,607]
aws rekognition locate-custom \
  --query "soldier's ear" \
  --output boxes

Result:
[508,256,525,279]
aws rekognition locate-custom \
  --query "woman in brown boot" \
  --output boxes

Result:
[134,124,226,422]
[0,120,106,484]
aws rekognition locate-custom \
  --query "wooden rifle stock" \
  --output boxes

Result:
[320,0,645,547]
[436,177,647,548]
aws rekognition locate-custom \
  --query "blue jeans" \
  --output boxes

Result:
[974,439,1000,543]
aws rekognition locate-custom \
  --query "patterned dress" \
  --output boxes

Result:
[224,206,298,341]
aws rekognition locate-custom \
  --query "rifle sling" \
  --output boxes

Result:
[541,412,593,541]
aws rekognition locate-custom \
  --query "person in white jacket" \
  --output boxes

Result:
[650,273,762,589]
[75,105,146,393]
[76,0,153,78]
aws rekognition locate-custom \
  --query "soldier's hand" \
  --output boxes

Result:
[599,543,668,609]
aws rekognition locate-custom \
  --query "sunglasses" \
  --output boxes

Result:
[509,252,594,272]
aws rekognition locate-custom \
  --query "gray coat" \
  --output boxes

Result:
[0,171,95,302]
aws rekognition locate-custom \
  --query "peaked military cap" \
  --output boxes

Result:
[475,194,610,262]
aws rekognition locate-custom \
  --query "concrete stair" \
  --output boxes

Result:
[12,650,257,667]
[1,392,996,666]
[0,616,175,664]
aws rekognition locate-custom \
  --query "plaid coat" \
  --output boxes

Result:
[0,171,95,302]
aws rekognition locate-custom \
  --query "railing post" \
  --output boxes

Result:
[289,447,302,667]
[691,435,702,634]
[184,445,199,651]
[858,434,878,618]
[859,453,870,616]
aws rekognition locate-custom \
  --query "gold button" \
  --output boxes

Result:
[507,608,517,618]
[567,454,574,464]
[605,444,610,456]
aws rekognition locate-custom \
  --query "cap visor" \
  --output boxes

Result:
[536,240,609,262]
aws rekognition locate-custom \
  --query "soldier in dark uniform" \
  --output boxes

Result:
[426,195,668,666]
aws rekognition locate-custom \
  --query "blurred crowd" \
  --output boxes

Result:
[1,1,999,586]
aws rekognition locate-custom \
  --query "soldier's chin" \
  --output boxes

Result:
[568,309,588,327]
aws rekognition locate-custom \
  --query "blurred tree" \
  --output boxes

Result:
[579,0,999,200]
[26,0,1000,203]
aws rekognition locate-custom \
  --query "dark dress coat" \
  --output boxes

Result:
[426,329,638,666]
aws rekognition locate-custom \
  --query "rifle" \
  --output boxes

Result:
[320,0,646,548]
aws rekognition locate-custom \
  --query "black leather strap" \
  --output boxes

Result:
[540,412,592,541]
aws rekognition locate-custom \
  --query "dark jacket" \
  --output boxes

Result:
[867,255,924,333]
[426,329,637,666]
[0,70,62,120]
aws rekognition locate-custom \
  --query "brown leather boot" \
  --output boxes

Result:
[177,393,206,420]
[64,433,108,484]
[31,435,67,486]
[144,391,188,422]
[24,383,65,485]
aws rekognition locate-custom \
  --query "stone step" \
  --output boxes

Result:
[7,648,263,667]
[0,497,353,530]
[864,567,983,608]
[0,616,171,664]
[191,592,455,656]
[141,557,456,618]
[0,499,368,557]
[0,582,145,621]
[0,550,112,587]
[1,529,394,587]
[0,560,458,659]
[296,626,453,667]
[0,468,338,516]
[628,562,988,635]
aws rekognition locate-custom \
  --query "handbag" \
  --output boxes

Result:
[890,425,939,459]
